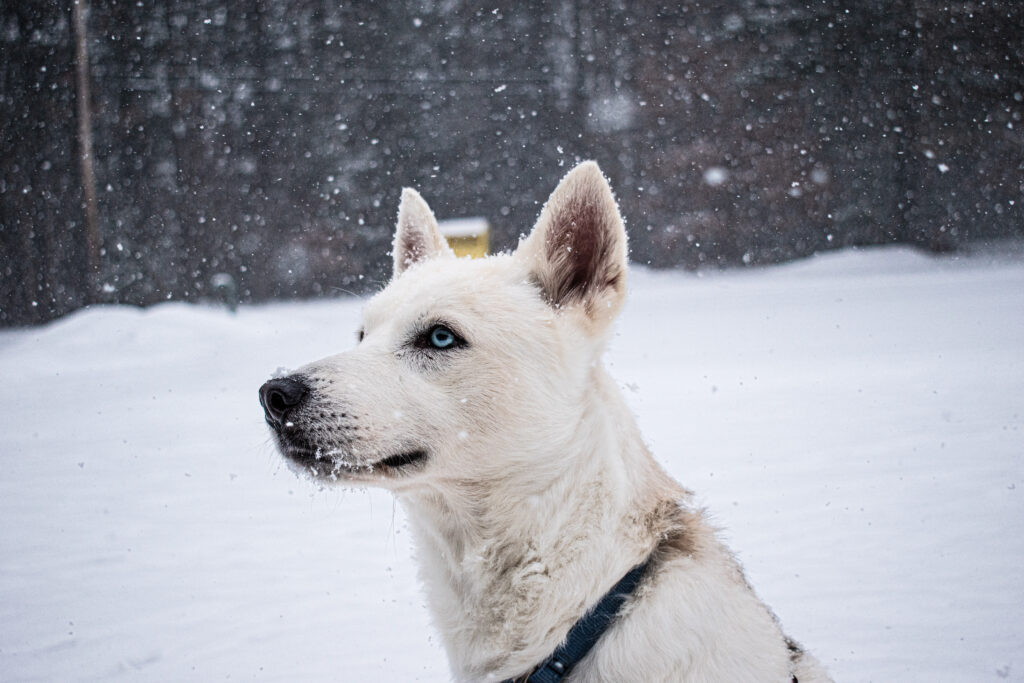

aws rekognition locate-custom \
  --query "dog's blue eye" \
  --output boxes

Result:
[414,323,464,352]
[429,326,456,349]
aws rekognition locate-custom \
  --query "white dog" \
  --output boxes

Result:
[260,162,832,682]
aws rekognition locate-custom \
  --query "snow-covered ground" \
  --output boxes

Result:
[1,245,1022,682]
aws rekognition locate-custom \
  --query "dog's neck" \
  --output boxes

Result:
[398,367,682,681]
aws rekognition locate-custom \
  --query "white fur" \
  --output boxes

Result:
[268,162,832,682]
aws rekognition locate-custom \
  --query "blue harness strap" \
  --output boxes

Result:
[501,559,650,683]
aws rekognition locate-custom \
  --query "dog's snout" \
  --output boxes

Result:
[259,376,310,428]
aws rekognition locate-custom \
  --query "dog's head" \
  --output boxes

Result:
[260,161,628,491]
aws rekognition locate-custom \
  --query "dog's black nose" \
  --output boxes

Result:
[259,376,309,429]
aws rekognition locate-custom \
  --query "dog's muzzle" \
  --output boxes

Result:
[259,374,429,477]
[259,375,310,431]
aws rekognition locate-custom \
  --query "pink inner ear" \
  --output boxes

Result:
[398,227,432,268]
[542,195,622,307]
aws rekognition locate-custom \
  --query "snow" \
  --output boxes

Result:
[703,166,728,187]
[1,245,1023,682]
[438,217,489,239]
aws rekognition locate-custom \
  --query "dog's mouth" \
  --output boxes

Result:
[375,450,429,469]
[275,434,429,480]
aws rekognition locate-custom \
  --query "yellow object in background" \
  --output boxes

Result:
[439,217,490,258]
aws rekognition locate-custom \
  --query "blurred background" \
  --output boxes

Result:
[2,0,1022,326]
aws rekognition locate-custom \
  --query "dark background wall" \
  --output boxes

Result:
[2,1,1022,326]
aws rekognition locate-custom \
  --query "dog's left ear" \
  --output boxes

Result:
[517,161,628,325]
[392,188,455,278]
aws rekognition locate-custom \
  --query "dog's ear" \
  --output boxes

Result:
[392,188,454,277]
[517,161,628,323]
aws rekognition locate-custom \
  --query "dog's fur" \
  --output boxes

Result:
[262,162,832,682]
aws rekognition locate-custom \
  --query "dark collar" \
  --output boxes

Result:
[501,558,651,683]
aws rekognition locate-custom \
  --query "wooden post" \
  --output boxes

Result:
[72,0,101,299]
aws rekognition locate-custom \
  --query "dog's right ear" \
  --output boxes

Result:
[392,188,454,278]
[516,161,628,327]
